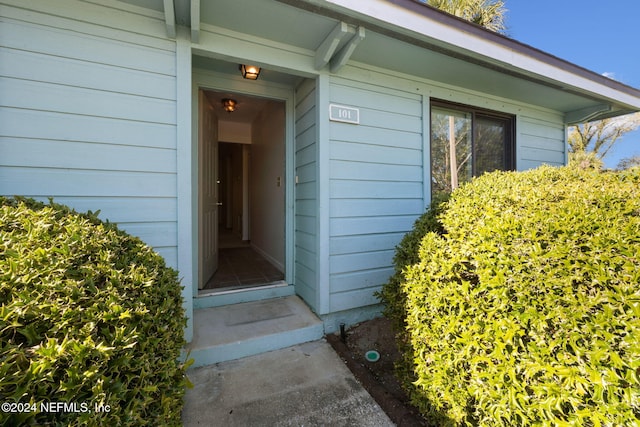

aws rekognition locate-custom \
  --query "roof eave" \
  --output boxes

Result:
[283,0,640,115]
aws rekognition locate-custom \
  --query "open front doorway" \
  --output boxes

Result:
[198,89,286,293]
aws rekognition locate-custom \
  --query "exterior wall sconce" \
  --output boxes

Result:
[239,64,261,80]
[222,98,237,113]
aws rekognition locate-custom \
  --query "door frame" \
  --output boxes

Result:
[191,68,296,297]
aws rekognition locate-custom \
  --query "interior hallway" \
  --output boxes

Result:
[203,227,284,291]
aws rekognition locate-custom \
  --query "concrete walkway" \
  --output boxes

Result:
[182,339,394,426]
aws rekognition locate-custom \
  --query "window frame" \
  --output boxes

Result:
[430,99,516,195]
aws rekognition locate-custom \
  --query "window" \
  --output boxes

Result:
[430,100,515,197]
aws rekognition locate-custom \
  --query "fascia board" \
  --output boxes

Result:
[318,0,640,111]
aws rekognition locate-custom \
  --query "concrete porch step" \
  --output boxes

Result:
[186,295,324,368]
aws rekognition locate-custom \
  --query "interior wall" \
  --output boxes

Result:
[250,100,286,271]
[219,120,252,144]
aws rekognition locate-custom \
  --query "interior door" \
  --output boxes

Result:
[198,90,219,289]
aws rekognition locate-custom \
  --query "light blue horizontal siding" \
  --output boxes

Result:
[295,215,316,234]
[118,222,177,249]
[0,47,175,100]
[294,163,317,187]
[45,197,177,223]
[519,116,565,167]
[330,233,406,255]
[0,16,175,74]
[330,160,423,181]
[327,78,424,313]
[329,286,387,313]
[1,77,176,124]
[330,215,418,237]
[0,108,175,149]
[330,124,422,149]
[521,117,565,143]
[330,199,423,217]
[330,251,395,276]
[323,66,567,314]
[0,138,176,173]
[330,268,395,295]
[330,180,422,199]
[295,138,317,168]
[330,83,422,126]
[294,199,317,217]
[155,248,178,270]
[294,79,318,310]
[2,167,176,198]
[520,146,565,164]
[331,140,421,166]
[0,1,177,266]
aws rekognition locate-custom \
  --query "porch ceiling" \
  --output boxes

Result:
[118,0,640,122]
[203,89,276,124]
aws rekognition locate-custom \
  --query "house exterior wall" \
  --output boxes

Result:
[327,77,424,313]
[0,0,179,267]
[0,0,568,325]
[518,117,566,169]
[294,78,319,311]
[324,64,566,315]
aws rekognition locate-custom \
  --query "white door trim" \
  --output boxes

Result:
[191,68,296,295]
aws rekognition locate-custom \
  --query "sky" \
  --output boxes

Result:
[505,1,640,168]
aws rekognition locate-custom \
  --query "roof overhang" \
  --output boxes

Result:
[288,0,640,123]
[126,0,640,123]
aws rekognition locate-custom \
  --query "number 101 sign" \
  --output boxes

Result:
[329,104,360,124]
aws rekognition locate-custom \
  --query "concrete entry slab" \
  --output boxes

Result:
[182,340,393,426]
[186,295,324,367]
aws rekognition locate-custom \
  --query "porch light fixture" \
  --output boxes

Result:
[239,64,261,80]
[222,98,237,113]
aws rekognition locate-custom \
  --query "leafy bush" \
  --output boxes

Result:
[377,194,449,392]
[0,197,188,426]
[384,166,640,426]
[378,193,449,331]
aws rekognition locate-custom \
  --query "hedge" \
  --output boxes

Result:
[0,197,189,426]
[381,165,640,426]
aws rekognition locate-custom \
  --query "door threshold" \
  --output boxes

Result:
[198,280,289,297]
[194,281,294,309]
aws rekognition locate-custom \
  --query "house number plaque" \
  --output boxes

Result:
[329,104,360,124]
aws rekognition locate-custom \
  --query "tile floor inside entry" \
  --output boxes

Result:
[203,247,285,291]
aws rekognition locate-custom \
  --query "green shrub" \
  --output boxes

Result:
[389,166,640,426]
[377,194,449,395]
[0,197,188,426]
[378,193,449,330]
